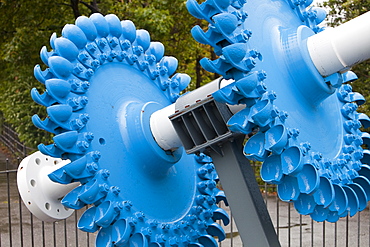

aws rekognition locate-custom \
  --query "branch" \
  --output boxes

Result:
[80,1,101,14]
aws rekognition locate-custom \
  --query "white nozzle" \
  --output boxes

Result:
[307,11,370,76]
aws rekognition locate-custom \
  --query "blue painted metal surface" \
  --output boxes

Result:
[188,0,370,222]
[31,14,229,246]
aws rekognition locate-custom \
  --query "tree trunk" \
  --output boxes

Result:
[70,0,81,19]
[196,56,202,89]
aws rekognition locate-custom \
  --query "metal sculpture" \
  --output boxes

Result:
[17,0,370,246]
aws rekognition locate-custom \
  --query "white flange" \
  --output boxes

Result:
[17,151,79,222]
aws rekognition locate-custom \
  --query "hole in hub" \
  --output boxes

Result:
[99,138,106,145]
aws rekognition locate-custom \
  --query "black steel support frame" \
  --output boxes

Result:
[170,97,281,247]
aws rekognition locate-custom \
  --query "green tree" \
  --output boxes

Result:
[0,0,211,149]
[322,0,370,114]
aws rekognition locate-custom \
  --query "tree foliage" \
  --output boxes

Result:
[322,0,370,114]
[0,0,212,149]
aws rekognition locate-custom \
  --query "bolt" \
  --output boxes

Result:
[86,43,96,53]
[85,69,94,78]
[145,54,156,64]
[197,221,207,231]
[98,39,107,48]
[91,151,101,162]
[108,51,116,62]
[171,79,179,88]
[353,120,361,130]
[135,211,145,221]
[70,79,79,91]
[78,52,89,62]
[343,154,352,162]
[256,82,267,95]
[257,70,267,81]
[150,69,159,79]
[197,182,207,191]
[71,119,84,130]
[204,163,215,172]
[79,96,88,106]
[180,220,190,229]
[77,141,89,152]
[206,196,216,205]
[171,223,180,232]
[68,98,79,109]
[348,169,358,179]
[101,169,110,179]
[171,93,180,102]
[86,163,98,174]
[188,215,197,223]
[344,134,355,144]
[123,201,132,210]
[337,159,347,168]
[132,46,143,56]
[159,66,168,76]
[99,53,107,63]
[343,120,354,132]
[339,173,350,184]
[279,111,289,121]
[142,228,152,237]
[101,183,110,193]
[148,220,158,228]
[343,145,355,154]
[245,57,256,70]
[110,37,119,48]
[288,128,300,138]
[236,32,249,42]
[202,210,213,219]
[160,80,170,90]
[195,195,205,205]
[120,40,130,50]
[129,54,138,64]
[128,217,137,226]
[74,64,84,74]
[169,237,179,247]
[353,150,363,160]
[352,161,362,171]
[156,234,166,244]
[79,113,90,124]
[181,235,191,245]
[300,142,311,155]
[244,29,252,39]
[84,132,94,142]
[338,90,349,101]
[197,168,208,178]
[312,152,322,161]
[191,206,203,215]
[161,223,170,232]
[342,84,352,92]
[112,186,120,195]
[189,229,200,240]
[91,59,100,68]
[323,160,332,169]
[207,180,216,190]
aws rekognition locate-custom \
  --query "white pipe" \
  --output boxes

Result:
[307,11,370,77]
[150,103,182,151]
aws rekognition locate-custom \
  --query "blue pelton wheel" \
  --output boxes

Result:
[31,14,229,246]
[187,0,370,222]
